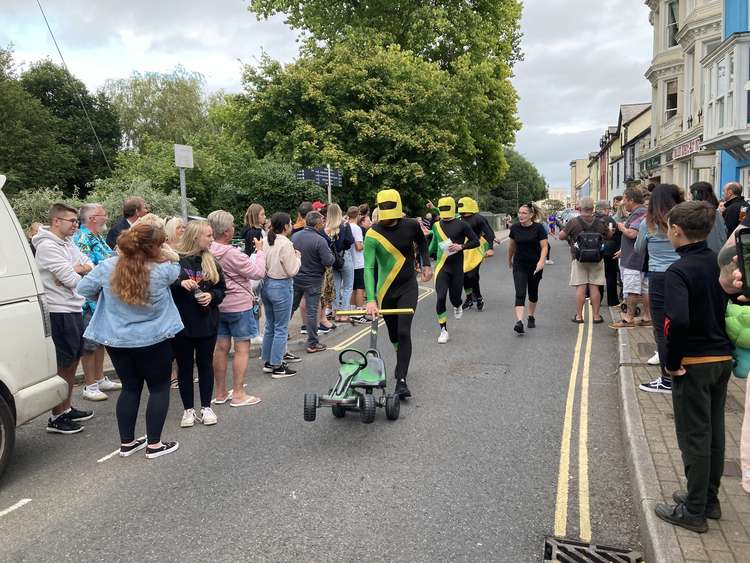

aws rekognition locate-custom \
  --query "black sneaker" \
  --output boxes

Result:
[514,321,525,334]
[672,491,722,520]
[527,316,536,329]
[462,296,474,310]
[654,502,708,533]
[262,362,274,373]
[145,441,180,459]
[46,415,83,434]
[68,406,94,422]
[394,379,412,399]
[283,352,302,363]
[300,325,307,335]
[317,324,331,334]
[119,438,147,457]
[271,363,297,379]
[476,297,484,312]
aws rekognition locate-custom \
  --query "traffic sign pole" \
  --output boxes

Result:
[179,167,187,222]
[327,164,332,204]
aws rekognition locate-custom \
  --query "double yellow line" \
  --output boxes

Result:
[330,286,435,351]
[554,301,594,541]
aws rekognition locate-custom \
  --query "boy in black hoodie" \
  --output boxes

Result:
[654,201,733,533]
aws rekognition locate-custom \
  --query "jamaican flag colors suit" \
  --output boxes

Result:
[428,200,479,336]
[364,204,430,386]
[458,197,496,310]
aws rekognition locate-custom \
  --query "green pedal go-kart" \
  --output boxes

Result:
[303,308,414,424]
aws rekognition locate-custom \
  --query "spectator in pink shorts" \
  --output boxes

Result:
[208,210,266,407]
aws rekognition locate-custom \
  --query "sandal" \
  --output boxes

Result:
[608,320,635,329]
[211,389,234,405]
[230,396,262,407]
[571,316,584,324]
[593,317,605,324]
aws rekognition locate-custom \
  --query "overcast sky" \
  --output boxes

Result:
[2,0,654,191]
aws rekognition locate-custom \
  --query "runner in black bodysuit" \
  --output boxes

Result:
[428,197,479,344]
[457,197,495,311]
[365,189,432,399]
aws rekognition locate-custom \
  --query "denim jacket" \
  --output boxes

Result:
[77,258,183,348]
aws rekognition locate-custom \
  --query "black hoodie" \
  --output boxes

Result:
[170,254,226,338]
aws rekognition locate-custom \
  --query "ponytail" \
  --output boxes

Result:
[268,212,291,246]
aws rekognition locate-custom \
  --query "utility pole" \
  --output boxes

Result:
[327,164,332,204]
[516,181,519,211]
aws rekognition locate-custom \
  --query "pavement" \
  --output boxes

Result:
[1,238,642,562]
[616,315,750,562]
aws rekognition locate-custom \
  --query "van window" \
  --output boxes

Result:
[0,198,33,278]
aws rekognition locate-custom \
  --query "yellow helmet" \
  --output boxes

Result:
[437,196,456,220]
[458,197,479,215]
[376,189,403,221]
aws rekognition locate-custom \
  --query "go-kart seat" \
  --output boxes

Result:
[350,352,386,388]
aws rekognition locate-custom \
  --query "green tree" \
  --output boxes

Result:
[482,148,547,214]
[238,40,462,214]
[103,67,209,150]
[542,199,565,214]
[0,49,76,193]
[20,60,121,193]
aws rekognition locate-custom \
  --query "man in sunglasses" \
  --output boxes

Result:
[33,203,94,434]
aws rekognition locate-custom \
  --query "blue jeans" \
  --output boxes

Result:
[261,278,293,366]
[333,250,354,311]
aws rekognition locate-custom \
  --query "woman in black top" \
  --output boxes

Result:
[508,204,549,334]
[242,203,266,256]
[171,220,226,428]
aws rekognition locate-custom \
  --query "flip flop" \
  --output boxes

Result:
[211,389,233,405]
[593,317,605,324]
[571,317,584,324]
[230,396,262,407]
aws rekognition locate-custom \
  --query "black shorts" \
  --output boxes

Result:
[353,268,365,290]
[50,312,84,369]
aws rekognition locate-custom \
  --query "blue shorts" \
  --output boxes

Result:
[217,309,256,341]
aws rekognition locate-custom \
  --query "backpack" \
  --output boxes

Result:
[573,218,603,263]
[330,236,346,271]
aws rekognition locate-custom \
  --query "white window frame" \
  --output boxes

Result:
[665,79,679,122]
[684,50,695,129]
[665,1,680,49]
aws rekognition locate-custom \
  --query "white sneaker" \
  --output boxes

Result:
[438,328,450,344]
[181,409,197,428]
[545,260,554,265]
[82,384,107,401]
[200,407,218,425]
[251,335,263,345]
[647,352,660,366]
[97,376,122,391]
[453,307,463,320]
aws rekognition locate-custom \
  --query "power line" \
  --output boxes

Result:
[35,0,113,174]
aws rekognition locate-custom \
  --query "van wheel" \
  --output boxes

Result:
[0,395,15,480]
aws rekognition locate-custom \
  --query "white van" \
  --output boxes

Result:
[0,175,68,479]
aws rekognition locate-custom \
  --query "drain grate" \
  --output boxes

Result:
[543,537,643,562]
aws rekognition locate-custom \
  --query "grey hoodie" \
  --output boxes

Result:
[33,228,91,313]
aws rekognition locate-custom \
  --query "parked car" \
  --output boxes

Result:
[0,175,68,479]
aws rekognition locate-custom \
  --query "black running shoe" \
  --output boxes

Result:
[145,441,180,459]
[119,438,147,457]
[283,352,302,363]
[514,321,525,334]
[271,363,297,379]
[462,296,474,310]
[262,362,274,373]
[476,297,484,312]
[394,379,412,399]
[46,415,83,434]
[527,316,536,329]
[68,406,94,422]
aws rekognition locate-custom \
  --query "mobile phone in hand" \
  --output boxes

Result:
[735,227,750,297]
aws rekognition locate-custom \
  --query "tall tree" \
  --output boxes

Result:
[0,49,76,193]
[482,148,548,214]
[103,67,209,151]
[20,60,120,193]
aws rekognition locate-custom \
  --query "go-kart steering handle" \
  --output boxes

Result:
[336,308,415,316]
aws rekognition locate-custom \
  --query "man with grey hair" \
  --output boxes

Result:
[73,203,121,401]
[106,196,149,248]
[722,181,745,236]
[559,197,610,323]
[291,211,335,353]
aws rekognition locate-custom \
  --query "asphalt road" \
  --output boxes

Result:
[0,238,640,562]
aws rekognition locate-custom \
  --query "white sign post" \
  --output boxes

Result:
[174,144,194,222]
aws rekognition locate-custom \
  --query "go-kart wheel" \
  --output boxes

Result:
[385,394,400,421]
[304,393,318,422]
[360,394,376,424]
[331,404,346,418]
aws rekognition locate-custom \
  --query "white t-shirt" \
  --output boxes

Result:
[350,222,364,269]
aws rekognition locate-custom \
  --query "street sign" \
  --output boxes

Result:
[174,144,194,169]
[296,167,343,188]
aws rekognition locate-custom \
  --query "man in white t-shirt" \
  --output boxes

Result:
[348,206,365,307]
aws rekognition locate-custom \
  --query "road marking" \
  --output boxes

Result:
[97,435,147,463]
[0,498,31,518]
[330,286,434,351]
[554,306,585,538]
[578,301,594,542]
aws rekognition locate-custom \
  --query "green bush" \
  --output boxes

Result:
[8,186,83,226]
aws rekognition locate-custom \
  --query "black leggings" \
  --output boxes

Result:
[463,265,482,299]
[107,340,173,445]
[435,266,463,326]
[382,283,418,381]
[173,331,217,410]
[513,264,543,307]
